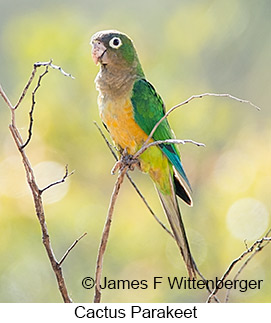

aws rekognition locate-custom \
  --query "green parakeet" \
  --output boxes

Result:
[91,30,197,278]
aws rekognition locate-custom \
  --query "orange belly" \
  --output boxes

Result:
[99,96,149,154]
[98,95,172,194]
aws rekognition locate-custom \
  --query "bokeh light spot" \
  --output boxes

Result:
[227,198,269,241]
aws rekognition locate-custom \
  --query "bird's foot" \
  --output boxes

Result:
[121,153,140,171]
[111,149,140,174]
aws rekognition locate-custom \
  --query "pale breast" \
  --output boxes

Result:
[98,95,149,155]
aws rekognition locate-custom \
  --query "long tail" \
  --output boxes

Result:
[156,177,197,279]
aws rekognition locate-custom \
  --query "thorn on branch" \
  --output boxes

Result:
[39,165,74,194]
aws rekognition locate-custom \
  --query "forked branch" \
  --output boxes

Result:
[207,232,271,303]
[0,61,83,303]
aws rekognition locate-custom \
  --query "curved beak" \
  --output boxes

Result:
[91,41,107,65]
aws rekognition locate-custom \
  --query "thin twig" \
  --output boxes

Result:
[225,230,271,302]
[94,121,118,160]
[13,60,74,110]
[21,65,50,149]
[0,84,14,109]
[94,167,128,303]
[194,267,220,303]
[40,164,74,194]
[34,60,75,79]
[134,138,205,159]
[59,232,88,266]
[143,92,260,149]
[14,65,38,109]
[126,172,175,239]
[224,252,256,303]
[207,235,271,303]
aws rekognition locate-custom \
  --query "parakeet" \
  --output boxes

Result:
[91,30,197,278]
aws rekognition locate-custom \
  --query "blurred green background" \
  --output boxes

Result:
[0,0,270,303]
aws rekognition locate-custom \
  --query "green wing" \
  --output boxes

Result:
[131,79,191,191]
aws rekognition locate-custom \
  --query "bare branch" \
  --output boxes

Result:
[94,167,128,303]
[126,172,175,239]
[0,84,14,109]
[225,230,271,302]
[40,164,74,194]
[34,60,75,79]
[21,65,50,149]
[1,62,75,303]
[207,234,271,303]
[144,92,260,149]
[225,252,256,303]
[13,60,74,111]
[134,138,205,159]
[94,121,118,160]
[14,65,38,109]
[59,232,88,266]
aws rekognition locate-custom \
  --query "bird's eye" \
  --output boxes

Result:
[109,37,122,49]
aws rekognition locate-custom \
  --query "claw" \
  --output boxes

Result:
[111,160,122,175]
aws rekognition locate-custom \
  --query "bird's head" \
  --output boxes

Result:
[90,30,144,76]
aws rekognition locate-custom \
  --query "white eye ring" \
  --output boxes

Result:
[109,37,122,49]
